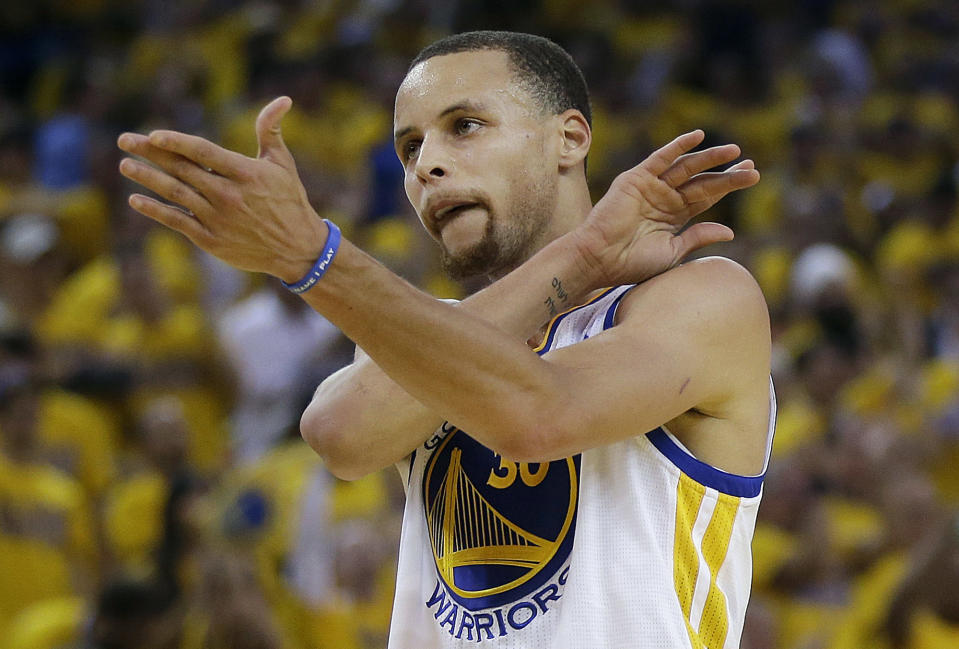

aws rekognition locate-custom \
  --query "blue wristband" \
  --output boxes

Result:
[281,219,341,294]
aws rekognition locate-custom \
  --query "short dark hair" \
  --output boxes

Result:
[409,31,592,127]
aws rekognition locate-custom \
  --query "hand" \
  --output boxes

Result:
[117,97,328,282]
[575,130,759,287]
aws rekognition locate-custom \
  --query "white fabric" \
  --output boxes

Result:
[287,466,335,606]
[217,288,340,462]
[389,286,775,648]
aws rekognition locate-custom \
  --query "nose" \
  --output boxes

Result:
[413,136,450,183]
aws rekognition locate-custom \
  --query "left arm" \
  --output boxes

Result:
[117,98,765,462]
[295,246,769,462]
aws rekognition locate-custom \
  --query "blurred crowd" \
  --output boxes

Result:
[0,0,958,648]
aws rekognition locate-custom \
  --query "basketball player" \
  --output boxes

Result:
[118,31,773,649]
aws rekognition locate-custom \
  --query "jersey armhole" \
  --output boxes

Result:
[643,378,777,498]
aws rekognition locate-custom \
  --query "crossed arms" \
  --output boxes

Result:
[118,97,770,479]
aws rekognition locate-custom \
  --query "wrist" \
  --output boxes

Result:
[524,230,605,327]
[562,224,612,290]
[274,215,333,283]
[279,219,342,291]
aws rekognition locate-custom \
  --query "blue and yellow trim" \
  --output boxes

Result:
[647,428,764,498]
[533,287,624,355]
[602,285,637,330]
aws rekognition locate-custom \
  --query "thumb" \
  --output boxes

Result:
[256,96,295,166]
[673,222,734,260]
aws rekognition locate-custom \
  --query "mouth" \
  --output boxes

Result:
[434,202,482,223]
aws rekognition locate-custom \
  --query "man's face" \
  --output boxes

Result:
[394,50,559,279]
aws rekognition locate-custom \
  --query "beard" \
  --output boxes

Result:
[439,176,556,281]
[439,208,551,281]
[439,215,503,280]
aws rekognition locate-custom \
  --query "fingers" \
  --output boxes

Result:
[676,164,760,206]
[642,130,705,177]
[127,97,294,179]
[143,129,251,179]
[118,132,225,196]
[127,194,211,246]
[659,143,742,188]
[647,132,759,212]
[255,96,295,167]
[119,157,211,216]
[673,222,735,260]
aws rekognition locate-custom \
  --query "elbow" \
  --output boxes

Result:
[490,412,567,464]
[299,403,368,481]
[484,387,579,463]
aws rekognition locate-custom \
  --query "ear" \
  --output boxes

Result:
[557,109,591,171]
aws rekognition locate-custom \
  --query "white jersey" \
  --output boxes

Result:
[389,285,776,649]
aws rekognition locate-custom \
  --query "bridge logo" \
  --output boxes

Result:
[423,427,580,611]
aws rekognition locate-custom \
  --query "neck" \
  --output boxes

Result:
[486,174,593,283]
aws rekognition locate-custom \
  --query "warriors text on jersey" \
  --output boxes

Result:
[389,285,776,649]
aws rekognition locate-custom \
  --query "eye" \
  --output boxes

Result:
[455,118,482,135]
[403,140,421,162]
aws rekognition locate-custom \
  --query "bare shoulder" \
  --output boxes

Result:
[615,259,771,473]
[682,255,767,294]
[617,256,771,412]
[617,255,770,345]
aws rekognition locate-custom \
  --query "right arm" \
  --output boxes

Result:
[116,98,756,480]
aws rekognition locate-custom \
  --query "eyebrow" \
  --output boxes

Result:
[393,100,487,144]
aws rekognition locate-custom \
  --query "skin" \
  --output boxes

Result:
[117,49,768,479]
[395,57,566,280]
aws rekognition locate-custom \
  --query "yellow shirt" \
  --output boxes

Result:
[0,454,94,634]
[36,388,118,498]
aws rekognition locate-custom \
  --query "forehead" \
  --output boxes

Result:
[394,49,536,128]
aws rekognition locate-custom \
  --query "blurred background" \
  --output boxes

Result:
[0,0,958,648]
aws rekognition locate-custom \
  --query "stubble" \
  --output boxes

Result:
[440,171,557,281]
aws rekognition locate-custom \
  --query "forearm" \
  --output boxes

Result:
[459,232,596,340]
[300,226,597,473]
[117,114,753,474]
[301,351,437,480]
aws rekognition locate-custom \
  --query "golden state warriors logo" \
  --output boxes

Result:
[423,427,580,611]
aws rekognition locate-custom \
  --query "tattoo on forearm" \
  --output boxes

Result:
[544,296,558,318]
[544,277,570,319]
[553,277,569,301]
